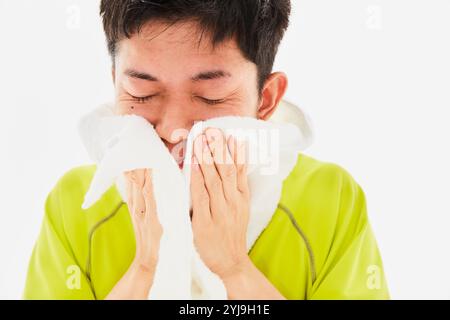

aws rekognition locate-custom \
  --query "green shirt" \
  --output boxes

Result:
[23,153,390,299]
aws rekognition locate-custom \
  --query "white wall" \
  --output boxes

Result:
[0,0,449,299]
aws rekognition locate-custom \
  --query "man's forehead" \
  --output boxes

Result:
[116,20,253,84]
[133,19,240,55]
[117,35,241,78]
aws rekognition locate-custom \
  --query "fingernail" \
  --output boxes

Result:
[204,129,211,140]
[202,135,208,148]
[227,136,235,150]
[191,156,198,170]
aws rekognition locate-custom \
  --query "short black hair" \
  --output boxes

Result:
[100,0,291,92]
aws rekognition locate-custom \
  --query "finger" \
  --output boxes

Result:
[134,169,146,188]
[204,128,237,203]
[125,172,141,237]
[143,169,157,217]
[230,139,249,195]
[193,134,227,216]
[193,133,213,166]
[227,136,240,191]
[131,170,146,217]
[190,154,211,221]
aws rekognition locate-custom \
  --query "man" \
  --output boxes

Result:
[24,0,389,299]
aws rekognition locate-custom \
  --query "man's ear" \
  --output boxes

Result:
[257,72,288,121]
[112,67,116,85]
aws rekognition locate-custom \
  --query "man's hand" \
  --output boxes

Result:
[190,128,250,279]
[125,169,163,271]
[190,128,286,300]
[106,169,163,300]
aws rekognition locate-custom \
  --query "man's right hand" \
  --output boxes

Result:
[106,169,163,300]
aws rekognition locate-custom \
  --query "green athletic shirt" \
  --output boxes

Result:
[23,153,390,299]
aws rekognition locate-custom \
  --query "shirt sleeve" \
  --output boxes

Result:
[308,166,390,300]
[23,178,95,300]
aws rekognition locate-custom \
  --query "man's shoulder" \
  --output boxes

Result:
[55,164,97,194]
[279,153,368,247]
[51,164,98,211]
[47,164,124,228]
[282,152,362,204]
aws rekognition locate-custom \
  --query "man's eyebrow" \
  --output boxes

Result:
[191,70,232,82]
[124,69,231,82]
[124,69,158,81]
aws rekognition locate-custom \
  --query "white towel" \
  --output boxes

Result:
[78,102,312,299]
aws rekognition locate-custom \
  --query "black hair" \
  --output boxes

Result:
[100,0,291,91]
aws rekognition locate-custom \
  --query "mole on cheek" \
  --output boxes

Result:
[131,106,135,110]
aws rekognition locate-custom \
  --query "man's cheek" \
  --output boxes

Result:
[116,101,141,115]
[115,102,159,126]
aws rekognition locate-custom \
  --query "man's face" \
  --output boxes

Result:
[113,20,261,165]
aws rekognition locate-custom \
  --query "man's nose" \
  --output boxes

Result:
[154,104,192,146]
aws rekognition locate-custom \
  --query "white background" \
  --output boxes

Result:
[0,0,449,299]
